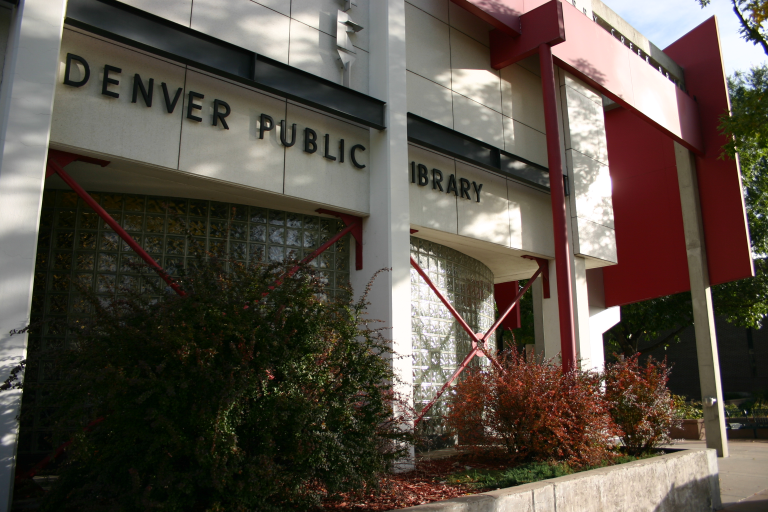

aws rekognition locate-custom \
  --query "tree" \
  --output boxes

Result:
[605,65,768,358]
[697,0,768,55]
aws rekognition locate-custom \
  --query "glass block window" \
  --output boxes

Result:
[410,237,495,449]
[19,190,350,455]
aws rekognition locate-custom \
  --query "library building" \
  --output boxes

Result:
[0,0,755,504]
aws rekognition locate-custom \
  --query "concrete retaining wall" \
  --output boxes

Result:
[393,449,721,512]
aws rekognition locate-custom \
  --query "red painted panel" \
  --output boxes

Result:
[550,2,704,153]
[664,17,754,286]
[495,281,522,329]
[490,0,565,68]
[602,109,690,307]
[480,0,704,153]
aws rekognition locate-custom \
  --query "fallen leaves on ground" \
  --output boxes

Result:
[320,453,512,511]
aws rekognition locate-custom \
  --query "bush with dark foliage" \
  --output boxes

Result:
[31,258,409,512]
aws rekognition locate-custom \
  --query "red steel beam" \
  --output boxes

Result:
[539,43,576,372]
[316,208,363,271]
[46,154,187,297]
[410,256,545,425]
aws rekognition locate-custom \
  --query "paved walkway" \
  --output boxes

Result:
[665,439,768,511]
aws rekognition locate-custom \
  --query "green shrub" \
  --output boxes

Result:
[671,394,703,419]
[603,355,676,455]
[29,258,410,511]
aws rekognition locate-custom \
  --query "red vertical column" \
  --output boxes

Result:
[538,43,577,372]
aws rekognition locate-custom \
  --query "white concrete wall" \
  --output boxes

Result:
[404,0,548,167]
[50,28,371,216]
[117,0,371,95]
[0,0,67,509]
[559,71,617,265]
[407,143,554,282]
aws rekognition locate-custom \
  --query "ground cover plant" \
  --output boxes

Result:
[318,451,661,510]
[14,257,411,512]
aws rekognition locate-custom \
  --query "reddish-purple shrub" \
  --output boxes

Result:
[603,355,676,455]
[445,350,618,468]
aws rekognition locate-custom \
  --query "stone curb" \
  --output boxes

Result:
[391,449,720,512]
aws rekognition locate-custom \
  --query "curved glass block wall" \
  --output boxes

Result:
[410,237,495,449]
[19,190,350,456]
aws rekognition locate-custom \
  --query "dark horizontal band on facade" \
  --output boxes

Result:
[406,113,550,191]
[64,0,387,130]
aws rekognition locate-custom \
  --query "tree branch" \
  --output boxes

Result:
[637,324,689,355]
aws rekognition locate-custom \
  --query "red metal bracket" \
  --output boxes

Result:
[523,255,550,299]
[316,208,363,270]
[46,150,186,297]
[411,256,545,425]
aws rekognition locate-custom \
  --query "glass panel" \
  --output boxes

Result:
[166,199,187,215]
[210,202,228,219]
[102,194,123,210]
[249,207,267,223]
[269,226,285,245]
[100,233,119,251]
[98,253,118,272]
[189,200,207,218]
[146,197,164,213]
[57,211,76,229]
[144,236,163,254]
[250,244,265,262]
[286,229,301,247]
[249,225,266,243]
[145,215,165,233]
[167,217,186,234]
[231,204,247,221]
[25,191,352,456]
[79,212,98,230]
[268,246,284,262]
[123,215,143,231]
[55,232,74,250]
[209,221,227,238]
[125,196,145,212]
[231,223,247,241]
[166,237,185,256]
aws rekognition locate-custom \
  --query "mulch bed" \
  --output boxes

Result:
[320,452,512,511]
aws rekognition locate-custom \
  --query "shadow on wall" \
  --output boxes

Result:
[649,475,721,512]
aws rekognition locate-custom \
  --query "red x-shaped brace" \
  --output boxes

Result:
[410,249,548,425]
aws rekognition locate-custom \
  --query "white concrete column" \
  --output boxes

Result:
[533,260,560,363]
[586,268,620,372]
[351,0,413,460]
[674,142,728,458]
[0,0,68,508]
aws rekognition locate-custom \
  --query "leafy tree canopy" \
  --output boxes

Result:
[697,0,768,55]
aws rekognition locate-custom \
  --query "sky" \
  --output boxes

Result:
[605,0,767,75]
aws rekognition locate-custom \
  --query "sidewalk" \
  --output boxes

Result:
[665,439,768,511]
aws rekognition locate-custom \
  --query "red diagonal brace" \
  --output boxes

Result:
[411,255,547,426]
[523,255,550,298]
[46,150,186,297]
[264,222,357,296]
[316,208,363,270]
